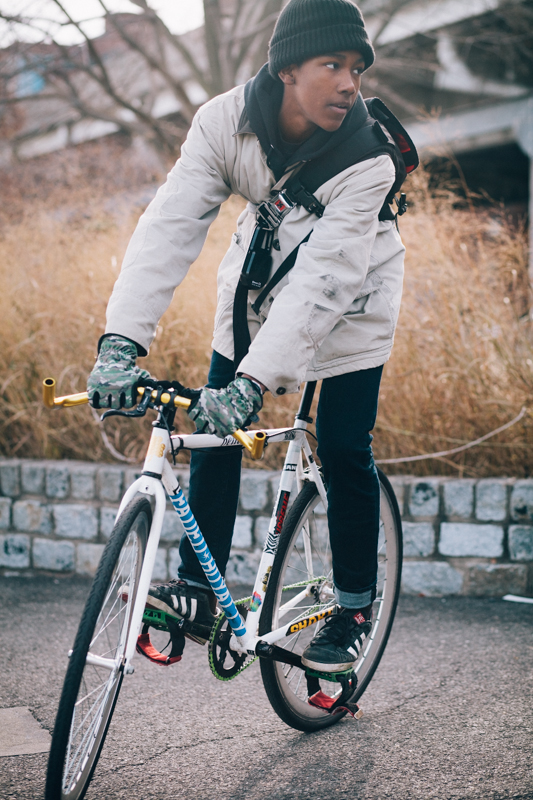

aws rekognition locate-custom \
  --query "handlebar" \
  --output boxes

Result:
[42,378,266,460]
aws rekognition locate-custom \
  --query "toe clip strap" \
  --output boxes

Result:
[307,672,363,718]
[136,619,185,666]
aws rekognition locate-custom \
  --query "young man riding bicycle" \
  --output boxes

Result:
[88,0,410,675]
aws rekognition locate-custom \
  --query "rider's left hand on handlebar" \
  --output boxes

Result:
[87,335,152,410]
[187,377,263,438]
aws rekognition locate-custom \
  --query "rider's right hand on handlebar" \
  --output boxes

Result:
[187,377,263,438]
[87,335,151,409]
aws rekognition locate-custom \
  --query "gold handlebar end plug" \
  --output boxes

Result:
[43,378,89,409]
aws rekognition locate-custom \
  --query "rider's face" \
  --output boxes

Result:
[278,50,364,139]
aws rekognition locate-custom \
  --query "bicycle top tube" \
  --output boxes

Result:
[171,426,306,452]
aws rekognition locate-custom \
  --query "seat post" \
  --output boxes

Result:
[295,381,317,423]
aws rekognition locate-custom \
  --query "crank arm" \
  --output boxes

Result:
[255,640,304,670]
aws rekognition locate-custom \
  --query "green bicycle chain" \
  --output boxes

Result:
[208,578,332,682]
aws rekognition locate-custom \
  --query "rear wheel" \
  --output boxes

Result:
[259,470,402,732]
[45,495,151,800]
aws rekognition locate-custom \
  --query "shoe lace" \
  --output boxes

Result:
[153,578,184,595]
[313,613,354,645]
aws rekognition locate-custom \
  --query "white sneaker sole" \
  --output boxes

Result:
[301,656,355,672]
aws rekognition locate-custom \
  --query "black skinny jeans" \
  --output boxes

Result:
[178,351,383,608]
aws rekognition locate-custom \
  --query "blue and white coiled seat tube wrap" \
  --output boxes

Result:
[168,486,247,639]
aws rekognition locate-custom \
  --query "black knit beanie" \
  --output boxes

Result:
[268,0,374,79]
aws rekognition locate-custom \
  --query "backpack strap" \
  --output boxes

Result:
[233,282,253,370]
[251,231,312,317]
[286,99,418,222]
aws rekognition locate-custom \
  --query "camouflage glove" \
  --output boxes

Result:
[87,335,151,409]
[187,377,263,438]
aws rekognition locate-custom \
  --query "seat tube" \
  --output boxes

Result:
[245,430,305,636]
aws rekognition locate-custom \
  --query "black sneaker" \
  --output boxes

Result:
[146,579,216,622]
[301,607,372,673]
[123,579,218,645]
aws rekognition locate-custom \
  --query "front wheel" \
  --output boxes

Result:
[45,495,151,800]
[259,469,402,732]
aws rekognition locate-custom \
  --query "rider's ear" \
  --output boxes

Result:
[278,65,297,85]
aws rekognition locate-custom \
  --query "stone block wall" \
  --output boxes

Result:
[0,460,532,597]
[390,476,533,597]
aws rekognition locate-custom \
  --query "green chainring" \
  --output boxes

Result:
[208,598,257,681]
[140,578,335,681]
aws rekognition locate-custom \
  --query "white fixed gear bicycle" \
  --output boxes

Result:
[42,377,403,800]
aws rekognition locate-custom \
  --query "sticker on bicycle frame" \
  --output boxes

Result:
[250,591,262,612]
[147,435,165,460]
[287,607,334,635]
[264,491,290,554]
[261,566,272,592]
[283,464,296,472]
[221,436,240,446]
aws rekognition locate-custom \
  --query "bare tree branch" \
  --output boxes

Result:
[129,0,212,96]
[96,0,197,121]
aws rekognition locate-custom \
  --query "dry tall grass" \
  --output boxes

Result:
[0,167,531,475]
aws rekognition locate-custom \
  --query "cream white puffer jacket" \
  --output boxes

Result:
[105,84,405,396]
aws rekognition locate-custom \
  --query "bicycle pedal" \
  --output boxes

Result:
[305,667,354,683]
[142,608,174,631]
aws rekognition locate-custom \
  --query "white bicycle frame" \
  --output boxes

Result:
[112,415,331,673]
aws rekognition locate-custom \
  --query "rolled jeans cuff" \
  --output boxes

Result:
[334,585,374,609]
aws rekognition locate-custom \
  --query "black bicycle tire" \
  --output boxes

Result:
[259,471,402,732]
[45,495,151,800]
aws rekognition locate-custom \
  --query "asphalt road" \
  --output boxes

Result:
[0,576,532,800]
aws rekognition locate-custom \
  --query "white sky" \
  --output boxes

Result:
[0,0,205,45]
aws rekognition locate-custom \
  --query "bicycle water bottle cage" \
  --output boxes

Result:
[100,389,152,421]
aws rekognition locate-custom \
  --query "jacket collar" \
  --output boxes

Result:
[236,107,254,135]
